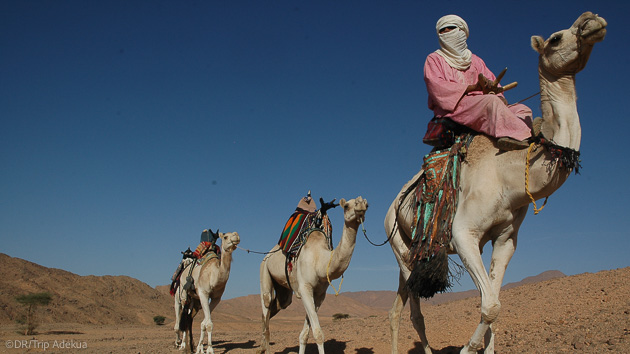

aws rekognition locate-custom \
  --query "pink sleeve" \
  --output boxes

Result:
[424,54,468,113]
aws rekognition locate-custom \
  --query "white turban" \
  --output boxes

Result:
[435,15,472,70]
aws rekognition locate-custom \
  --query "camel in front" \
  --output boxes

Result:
[384,12,607,354]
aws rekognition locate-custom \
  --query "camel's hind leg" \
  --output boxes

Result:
[389,271,408,354]
[174,288,184,348]
[259,254,293,354]
[259,260,274,354]
[389,271,432,354]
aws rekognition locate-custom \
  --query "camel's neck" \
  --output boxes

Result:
[539,67,581,150]
[328,220,359,277]
[219,250,233,275]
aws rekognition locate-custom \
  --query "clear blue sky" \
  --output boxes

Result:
[1,1,628,300]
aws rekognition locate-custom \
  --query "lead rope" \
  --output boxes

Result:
[326,249,344,296]
[525,142,548,214]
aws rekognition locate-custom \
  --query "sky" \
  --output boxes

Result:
[1,1,629,301]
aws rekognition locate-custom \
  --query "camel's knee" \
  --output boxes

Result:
[481,299,501,323]
[200,318,214,332]
[310,327,324,344]
[262,292,272,308]
[299,327,310,344]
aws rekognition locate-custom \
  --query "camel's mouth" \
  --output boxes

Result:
[580,17,607,43]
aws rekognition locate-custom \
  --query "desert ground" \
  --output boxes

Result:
[1,260,629,353]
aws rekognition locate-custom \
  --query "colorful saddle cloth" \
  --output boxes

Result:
[278,211,332,257]
[196,248,220,267]
[409,135,472,264]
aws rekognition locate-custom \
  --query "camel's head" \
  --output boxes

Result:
[531,11,606,75]
[219,231,240,253]
[339,196,368,224]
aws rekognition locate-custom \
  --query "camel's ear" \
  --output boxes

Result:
[339,198,347,208]
[531,36,544,54]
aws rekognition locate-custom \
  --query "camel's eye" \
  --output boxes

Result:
[549,34,562,45]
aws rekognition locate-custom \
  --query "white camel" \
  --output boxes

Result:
[173,231,240,354]
[258,196,368,354]
[384,12,606,354]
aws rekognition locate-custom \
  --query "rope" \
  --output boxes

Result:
[360,218,391,246]
[326,249,344,296]
[525,142,549,214]
[508,91,540,107]
[236,245,282,255]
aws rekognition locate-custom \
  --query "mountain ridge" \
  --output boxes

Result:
[0,253,566,326]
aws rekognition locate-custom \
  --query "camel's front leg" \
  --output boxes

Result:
[482,208,525,353]
[196,292,220,354]
[298,286,325,354]
[298,317,311,354]
[451,229,497,354]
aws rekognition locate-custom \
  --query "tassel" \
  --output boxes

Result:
[406,248,452,299]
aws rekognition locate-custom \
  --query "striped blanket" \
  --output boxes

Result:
[278,211,332,256]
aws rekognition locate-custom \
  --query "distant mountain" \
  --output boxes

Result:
[0,253,173,325]
[0,253,566,327]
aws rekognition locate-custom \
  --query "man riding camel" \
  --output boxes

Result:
[423,14,533,150]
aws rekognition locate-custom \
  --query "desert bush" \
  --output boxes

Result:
[153,315,166,325]
[332,313,350,321]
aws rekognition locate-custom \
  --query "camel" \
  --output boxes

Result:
[384,12,606,354]
[173,231,241,354]
[258,196,368,354]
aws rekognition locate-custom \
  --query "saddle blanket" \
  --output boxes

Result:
[410,135,470,263]
[278,211,333,257]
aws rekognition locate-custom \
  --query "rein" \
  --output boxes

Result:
[360,217,392,246]
[236,245,282,255]
[508,91,540,106]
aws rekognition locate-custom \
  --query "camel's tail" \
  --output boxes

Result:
[178,302,196,332]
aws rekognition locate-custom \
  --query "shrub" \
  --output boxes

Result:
[332,313,350,321]
[153,315,166,325]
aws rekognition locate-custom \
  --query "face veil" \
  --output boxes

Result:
[435,15,472,70]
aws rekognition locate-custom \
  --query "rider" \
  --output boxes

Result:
[424,14,533,150]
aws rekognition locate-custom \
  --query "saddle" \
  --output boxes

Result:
[423,117,475,150]
[278,211,332,257]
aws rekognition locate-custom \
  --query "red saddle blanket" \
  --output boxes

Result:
[278,211,309,253]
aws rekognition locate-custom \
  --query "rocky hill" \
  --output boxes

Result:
[0,253,173,326]
[0,252,565,327]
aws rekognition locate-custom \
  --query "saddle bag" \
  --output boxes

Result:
[423,117,472,149]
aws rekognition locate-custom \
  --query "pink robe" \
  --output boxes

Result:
[424,52,532,141]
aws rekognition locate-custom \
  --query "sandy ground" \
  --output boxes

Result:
[1,267,629,353]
